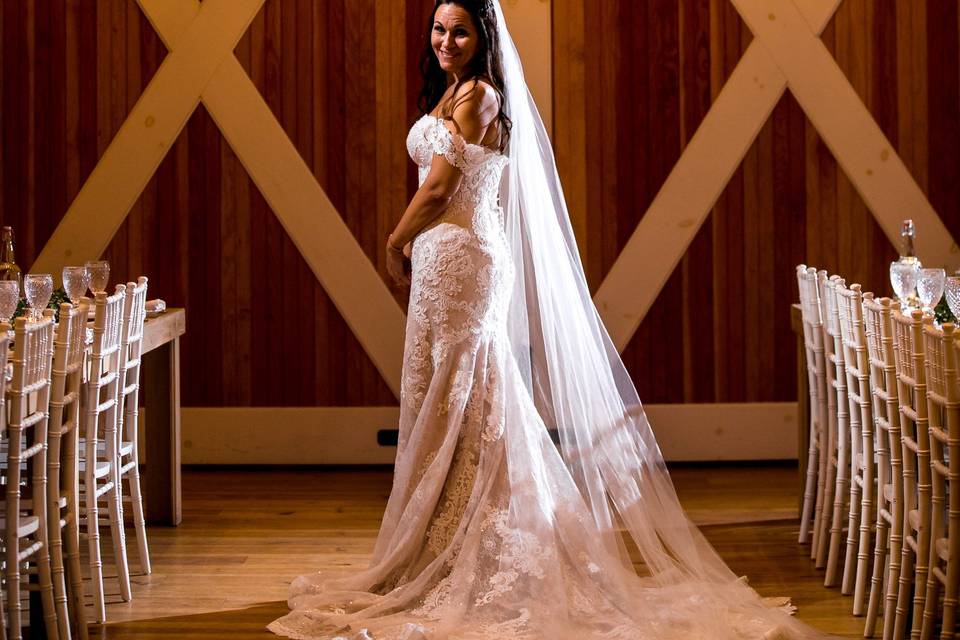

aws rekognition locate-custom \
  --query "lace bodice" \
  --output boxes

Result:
[406,115,508,243]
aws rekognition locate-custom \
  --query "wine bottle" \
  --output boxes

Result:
[899,219,920,265]
[0,226,22,294]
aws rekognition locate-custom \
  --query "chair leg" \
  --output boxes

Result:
[47,430,70,640]
[865,512,889,636]
[86,485,106,624]
[48,513,71,640]
[7,537,20,640]
[107,475,132,602]
[854,479,875,615]
[843,476,863,595]
[920,571,942,640]
[800,430,820,544]
[63,433,88,640]
[63,511,88,640]
[826,450,850,586]
[126,466,151,575]
[34,459,59,640]
[943,562,959,640]
[817,458,838,569]
[883,512,904,640]
[895,542,916,640]
[36,539,59,640]
[914,535,932,640]
[812,440,829,560]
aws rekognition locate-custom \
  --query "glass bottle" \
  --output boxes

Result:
[899,219,920,265]
[0,226,22,294]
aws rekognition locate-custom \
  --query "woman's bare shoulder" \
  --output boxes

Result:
[451,78,499,116]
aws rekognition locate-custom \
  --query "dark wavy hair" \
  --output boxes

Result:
[417,0,511,152]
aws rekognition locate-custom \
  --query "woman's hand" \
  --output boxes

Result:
[386,239,410,286]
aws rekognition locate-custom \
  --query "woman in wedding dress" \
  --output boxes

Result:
[269,2,828,638]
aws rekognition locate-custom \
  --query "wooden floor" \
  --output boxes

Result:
[84,464,865,638]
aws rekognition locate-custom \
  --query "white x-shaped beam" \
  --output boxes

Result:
[33,0,407,397]
[594,0,958,351]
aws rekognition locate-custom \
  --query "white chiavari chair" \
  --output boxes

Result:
[46,304,87,640]
[117,277,150,575]
[836,282,876,614]
[4,311,58,639]
[920,321,959,639]
[892,307,933,639]
[79,286,131,623]
[863,296,905,639]
[820,274,850,580]
[798,265,830,547]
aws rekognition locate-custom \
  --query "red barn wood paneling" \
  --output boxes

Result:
[1,0,958,407]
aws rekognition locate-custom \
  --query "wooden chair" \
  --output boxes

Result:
[80,286,131,623]
[835,282,877,614]
[820,274,850,581]
[4,311,58,640]
[892,307,933,639]
[797,265,830,547]
[863,296,905,639]
[117,277,150,575]
[46,304,88,640]
[920,321,960,639]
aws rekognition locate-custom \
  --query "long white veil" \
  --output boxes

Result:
[493,1,825,634]
[269,3,831,638]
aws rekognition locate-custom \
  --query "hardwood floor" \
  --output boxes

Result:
[86,464,864,638]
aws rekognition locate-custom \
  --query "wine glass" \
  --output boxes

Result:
[24,273,53,321]
[946,276,960,321]
[917,268,946,315]
[85,260,110,295]
[62,265,91,306]
[890,260,920,306]
[0,280,19,324]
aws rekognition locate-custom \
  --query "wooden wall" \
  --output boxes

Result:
[1,0,957,408]
[554,0,960,403]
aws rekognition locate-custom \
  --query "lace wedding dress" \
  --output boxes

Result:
[267,114,819,640]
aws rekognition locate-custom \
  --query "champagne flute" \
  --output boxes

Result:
[85,260,110,295]
[0,280,18,324]
[917,268,946,315]
[890,261,920,307]
[24,273,53,321]
[62,265,91,306]
[946,276,960,321]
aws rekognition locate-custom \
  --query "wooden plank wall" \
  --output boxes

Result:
[553,0,960,403]
[0,0,422,408]
[1,0,958,408]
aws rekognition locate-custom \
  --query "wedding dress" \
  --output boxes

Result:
[269,3,828,639]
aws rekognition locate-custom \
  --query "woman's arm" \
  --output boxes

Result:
[386,81,499,284]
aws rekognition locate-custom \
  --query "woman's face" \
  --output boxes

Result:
[431,4,479,79]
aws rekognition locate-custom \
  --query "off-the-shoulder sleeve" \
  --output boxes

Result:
[423,118,469,171]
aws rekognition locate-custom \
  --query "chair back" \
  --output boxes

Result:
[892,307,931,517]
[86,286,126,465]
[923,322,960,560]
[863,295,901,495]
[120,277,148,445]
[797,265,828,438]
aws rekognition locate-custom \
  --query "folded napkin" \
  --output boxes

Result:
[146,299,166,315]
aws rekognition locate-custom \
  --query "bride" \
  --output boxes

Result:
[270,1,826,638]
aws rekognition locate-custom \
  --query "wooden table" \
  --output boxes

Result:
[141,308,186,526]
[790,303,809,506]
